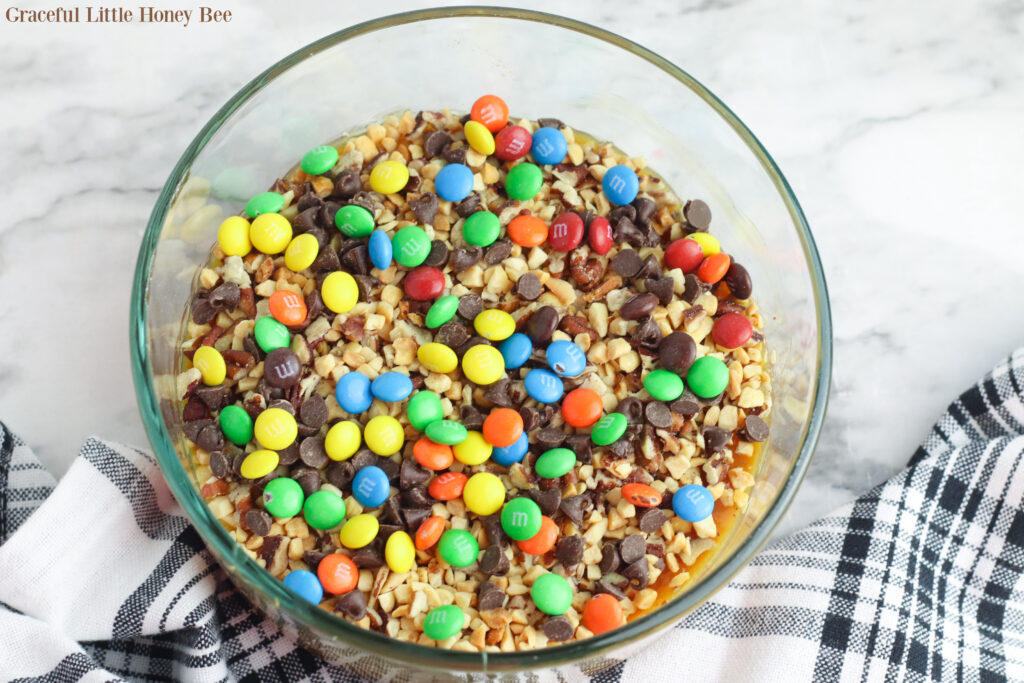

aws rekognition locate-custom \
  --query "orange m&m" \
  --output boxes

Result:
[582,593,624,635]
[317,553,358,594]
[428,471,467,501]
[621,483,663,508]
[414,437,454,471]
[415,515,446,550]
[697,252,731,284]
[268,289,307,326]
[482,408,524,448]
[517,515,557,555]
[561,388,603,428]
[470,94,509,133]
[507,215,548,247]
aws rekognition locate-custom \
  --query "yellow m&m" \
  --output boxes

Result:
[339,513,379,549]
[284,233,319,272]
[325,420,361,461]
[474,310,515,341]
[453,430,492,466]
[321,271,359,313]
[385,530,416,574]
[192,346,226,386]
[364,415,405,456]
[464,120,496,156]
[687,232,720,256]
[369,160,410,195]
[253,407,297,451]
[240,449,279,480]
[417,342,458,374]
[461,344,505,385]
[249,212,292,254]
[217,216,251,256]
[463,472,505,516]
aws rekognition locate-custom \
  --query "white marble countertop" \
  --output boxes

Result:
[2,0,1022,538]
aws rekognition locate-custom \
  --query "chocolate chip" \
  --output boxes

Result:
[377,524,403,541]
[381,496,404,526]
[455,193,481,217]
[350,542,385,569]
[299,437,328,469]
[631,317,662,350]
[529,488,562,517]
[559,493,590,529]
[615,397,644,425]
[536,428,566,448]
[259,535,286,565]
[436,321,471,349]
[311,244,342,274]
[209,451,230,479]
[245,509,272,536]
[409,192,439,225]
[669,396,701,420]
[243,335,263,362]
[702,426,732,453]
[619,294,658,321]
[659,331,697,374]
[599,544,621,574]
[305,289,325,322]
[457,293,484,321]
[335,588,367,620]
[644,401,672,429]
[684,199,711,231]
[231,452,246,478]
[516,273,542,301]
[483,514,507,548]
[622,557,650,590]
[423,131,451,157]
[182,399,208,422]
[333,170,361,199]
[479,544,510,575]
[377,457,400,483]
[610,205,637,223]
[478,581,506,611]
[614,217,646,247]
[325,461,354,490]
[594,579,627,600]
[299,395,328,428]
[349,449,374,472]
[277,441,300,466]
[459,404,486,431]
[196,424,224,452]
[423,240,449,268]
[564,434,593,465]
[318,202,342,230]
[742,414,770,442]
[400,459,431,489]
[636,255,662,280]
[682,273,705,304]
[402,485,430,508]
[619,533,647,565]
[296,187,323,212]
[292,468,321,497]
[191,300,217,325]
[638,507,667,533]
[484,240,512,265]
[302,551,328,572]
[458,336,492,360]
[443,144,466,165]
[483,377,516,408]
[451,246,482,273]
[611,249,641,278]
[646,277,675,307]
[293,206,320,234]
[542,616,575,642]
[341,244,371,276]
[194,385,230,412]
[208,282,240,310]
[402,507,430,532]
[724,262,753,300]
[267,398,295,415]
[632,196,657,223]
[526,306,559,344]
[537,117,565,129]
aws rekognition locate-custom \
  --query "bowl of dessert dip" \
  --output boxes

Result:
[130,8,831,678]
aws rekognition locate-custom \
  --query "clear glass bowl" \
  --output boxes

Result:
[130,7,831,678]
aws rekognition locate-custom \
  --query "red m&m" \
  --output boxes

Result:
[548,212,583,252]
[665,238,704,273]
[495,126,532,161]
[588,216,613,255]
[712,312,753,349]
[404,266,445,301]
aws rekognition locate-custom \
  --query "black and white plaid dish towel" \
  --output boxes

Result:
[1,350,1023,682]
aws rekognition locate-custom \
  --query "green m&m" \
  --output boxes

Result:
[590,412,627,446]
[425,420,468,446]
[438,529,478,567]
[303,490,346,530]
[245,191,284,218]
[643,369,685,402]
[300,145,339,176]
[505,163,543,201]
[531,573,573,615]
[535,448,576,479]
[218,404,253,446]
[334,204,374,238]
[254,316,291,353]
[500,497,542,541]
[425,295,459,329]
[406,391,443,431]
[422,604,466,641]
[392,225,431,267]
[262,477,304,518]
[462,211,500,247]
[686,356,730,398]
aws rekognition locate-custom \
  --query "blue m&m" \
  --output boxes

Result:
[282,569,323,604]
[435,163,474,203]
[530,127,568,165]
[336,371,373,414]
[545,340,586,378]
[602,165,639,206]
[371,372,413,403]
[352,465,391,508]
[672,484,715,522]
[499,333,533,370]
[491,431,529,466]
[524,368,564,403]
[368,229,393,271]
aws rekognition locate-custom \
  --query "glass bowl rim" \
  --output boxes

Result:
[130,5,832,671]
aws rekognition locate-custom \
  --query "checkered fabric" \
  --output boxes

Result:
[1,348,1022,682]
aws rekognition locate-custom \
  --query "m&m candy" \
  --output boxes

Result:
[686,356,730,398]
[491,431,528,466]
[582,594,624,635]
[268,289,306,326]
[499,333,533,369]
[453,430,492,466]
[321,271,358,313]
[368,229,393,271]
[438,529,478,567]
[324,420,361,462]
[245,191,284,218]
[546,340,586,377]
[425,295,459,329]
[500,497,542,541]
[712,313,754,349]
[371,371,413,402]
[530,126,567,165]
[253,407,297,450]
[665,238,704,273]
[284,233,319,272]
[415,515,446,550]
[470,94,509,133]
[505,162,542,200]
[240,449,278,480]
[335,371,373,414]
[429,471,468,501]
[364,415,405,456]
[688,232,720,256]
[464,120,496,156]
[335,204,374,238]
[403,266,445,301]
[317,553,358,594]
[385,530,416,574]
[474,309,515,341]
[352,465,390,508]
[495,126,532,161]
[435,163,474,202]
[482,408,523,448]
[300,145,338,176]
[262,477,304,518]
[424,420,468,446]
[417,342,458,374]
[507,214,548,247]
[524,368,563,403]
[588,215,613,255]
[304,490,347,530]
[697,252,731,284]
[406,391,443,431]
[601,165,639,205]
[339,513,379,548]
[192,346,226,386]
[254,316,290,353]
[461,344,505,385]
[547,211,583,252]
[283,569,323,604]
[535,448,576,479]
[531,573,572,615]
[643,369,685,402]
[561,388,602,428]
[413,437,454,471]
[462,472,505,516]
[517,515,557,555]
[621,483,663,508]
[590,413,627,446]
[423,604,466,641]
[673,484,714,522]
[249,213,292,254]
[462,211,500,247]
[219,404,253,446]
[217,216,251,256]
[369,159,409,195]
[392,225,431,268]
